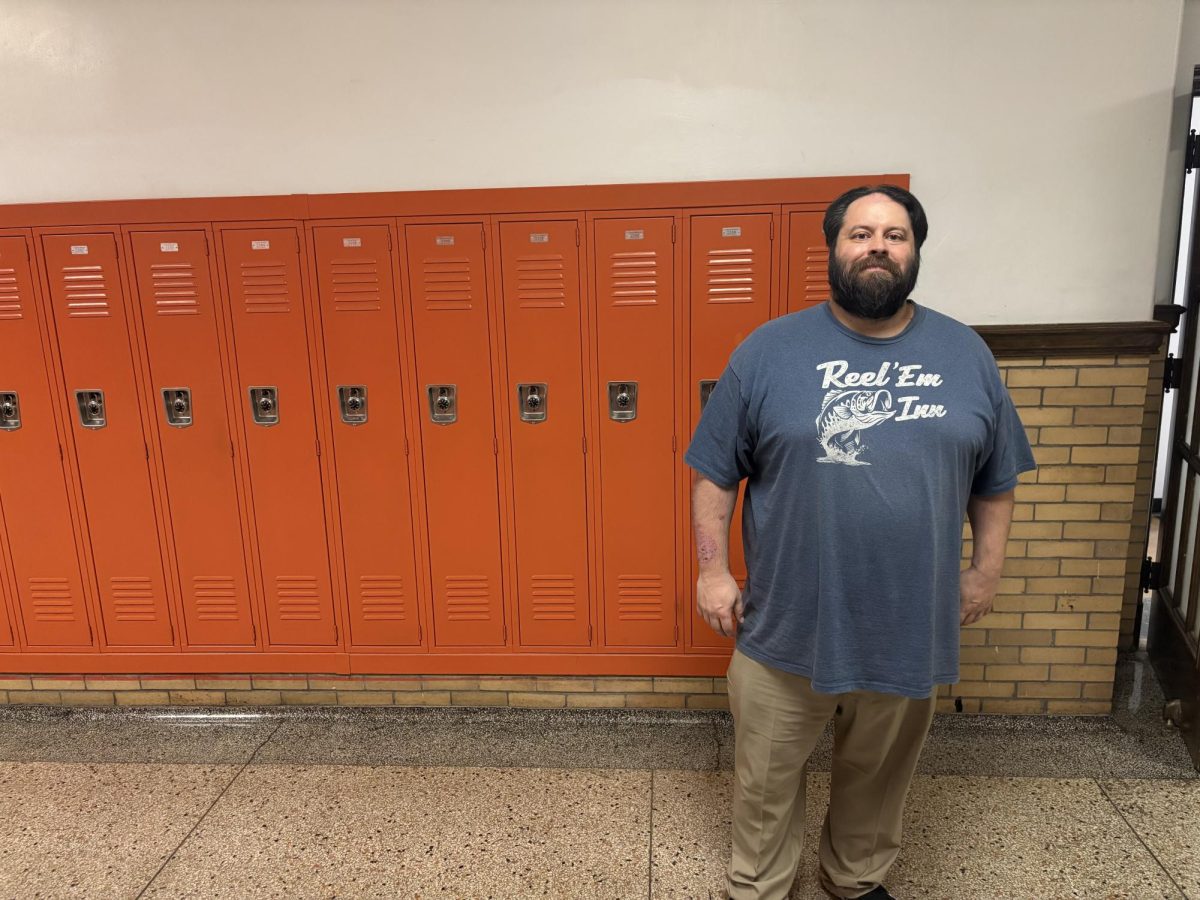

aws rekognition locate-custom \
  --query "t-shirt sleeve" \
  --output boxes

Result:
[684,366,753,488]
[972,385,1037,496]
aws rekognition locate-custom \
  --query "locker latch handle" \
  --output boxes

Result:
[428,385,457,424]
[0,392,19,431]
[162,388,193,428]
[338,385,368,426]
[249,387,279,426]
[608,382,638,422]
[518,383,548,424]
[699,380,718,411]
[75,390,106,429]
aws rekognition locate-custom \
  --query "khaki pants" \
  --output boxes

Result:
[726,649,936,900]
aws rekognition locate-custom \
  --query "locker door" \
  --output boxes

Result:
[594,218,676,647]
[221,228,337,647]
[0,236,93,647]
[314,225,421,647]
[499,220,591,648]
[42,233,174,647]
[0,557,12,645]
[786,211,830,314]
[406,223,505,647]
[688,213,774,649]
[129,231,255,647]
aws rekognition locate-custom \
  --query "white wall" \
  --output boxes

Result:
[0,0,1184,324]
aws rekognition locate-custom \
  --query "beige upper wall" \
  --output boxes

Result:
[0,0,1183,324]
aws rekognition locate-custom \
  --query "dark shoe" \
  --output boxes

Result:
[857,888,896,900]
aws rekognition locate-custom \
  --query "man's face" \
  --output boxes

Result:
[828,194,920,320]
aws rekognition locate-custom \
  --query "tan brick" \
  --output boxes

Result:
[593,677,654,693]
[981,699,1046,714]
[359,678,424,691]
[1054,630,1120,648]
[1095,540,1129,559]
[1026,577,1092,593]
[1059,559,1126,577]
[84,676,141,691]
[115,691,170,706]
[251,677,309,690]
[1042,387,1113,406]
[1033,446,1070,465]
[1040,426,1109,446]
[1009,522,1063,540]
[654,677,712,694]
[476,677,538,692]
[1032,506,1101,523]
[1057,595,1122,613]
[1020,647,1086,664]
[686,694,731,710]
[960,646,1020,664]
[534,678,594,693]
[1072,447,1140,465]
[713,678,728,695]
[1046,700,1110,715]
[959,629,986,646]
[1015,484,1066,503]
[1105,465,1139,483]
[169,690,227,705]
[225,690,282,706]
[31,677,86,691]
[1049,664,1114,682]
[1113,387,1148,405]
[1058,356,1117,367]
[1077,368,1148,387]
[973,613,1023,629]
[0,678,32,691]
[996,577,1028,594]
[509,692,566,708]
[58,690,115,706]
[1064,485,1135,504]
[1011,505,1033,521]
[626,693,685,709]
[995,357,1046,368]
[1037,465,1106,485]
[1115,354,1149,366]
[1006,388,1043,405]
[1106,426,1143,445]
[450,691,508,707]
[986,665,1049,681]
[951,681,1016,698]
[337,692,393,706]
[1006,368,1077,387]
[1082,682,1115,700]
[8,691,61,704]
[1000,559,1061,578]
[1017,682,1081,699]
[958,664,985,680]
[1013,407,1074,426]
[567,693,626,708]
[307,677,364,692]
[195,677,254,690]
[139,677,197,691]
[280,691,338,705]
[1062,522,1131,540]
[391,691,452,706]
[419,678,480,691]
[1073,407,1145,425]
[1023,613,1087,630]
[1027,540,1095,558]
[1085,648,1119,665]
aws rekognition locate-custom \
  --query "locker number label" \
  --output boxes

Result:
[251,240,271,250]
[435,236,455,246]
[69,245,89,255]
[624,230,644,240]
[342,237,362,248]
[159,242,180,253]
[721,226,742,238]
[529,233,550,243]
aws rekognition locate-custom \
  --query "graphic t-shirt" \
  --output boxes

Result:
[685,301,1036,698]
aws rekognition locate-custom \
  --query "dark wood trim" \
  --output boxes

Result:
[1147,593,1200,771]
[974,322,1172,358]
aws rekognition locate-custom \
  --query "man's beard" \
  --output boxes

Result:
[828,252,919,320]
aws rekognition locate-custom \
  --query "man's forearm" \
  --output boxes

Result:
[966,489,1016,577]
[692,474,739,576]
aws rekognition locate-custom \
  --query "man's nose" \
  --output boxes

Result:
[867,235,888,254]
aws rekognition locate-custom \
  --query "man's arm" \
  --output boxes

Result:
[692,472,743,637]
[960,489,1016,626]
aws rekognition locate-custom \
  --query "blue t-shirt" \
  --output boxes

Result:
[685,301,1036,698]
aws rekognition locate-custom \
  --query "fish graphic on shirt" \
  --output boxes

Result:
[816,389,895,466]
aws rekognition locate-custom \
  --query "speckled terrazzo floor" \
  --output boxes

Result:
[0,652,1194,899]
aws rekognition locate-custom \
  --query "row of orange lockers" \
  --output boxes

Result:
[0,199,839,669]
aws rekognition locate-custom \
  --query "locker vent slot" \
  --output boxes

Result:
[422,258,473,310]
[110,576,158,622]
[444,575,491,620]
[360,575,406,620]
[193,576,240,621]
[0,267,22,319]
[617,575,665,621]
[63,265,111,317]
[275,575,322,620]
[151,263,201,316]
[516,255,565,308]
[330,258,383,312]
[240,262,292,314]
[805,245,830,302]
[530,575,577,621]
[610,251,658,306]
[706,248,756,305]
[29,578,76,622]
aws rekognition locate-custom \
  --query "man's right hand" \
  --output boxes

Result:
[697,571,744,638]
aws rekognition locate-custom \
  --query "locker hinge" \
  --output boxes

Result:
[769,219,775,240]
[1141,557,1163,592]
[575,226,580,246]
[672,435,677,453]
[315,439,322,457]
[671,222,676,243]
[1164,354,1183,393]
[588,624,593,643]
[582,435,587,454]
[503,623,508,642]
[1187,130,1199,174]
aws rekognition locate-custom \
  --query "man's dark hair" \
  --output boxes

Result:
[822,184,928,250]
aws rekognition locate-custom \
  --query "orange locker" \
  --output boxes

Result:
[687,213,774,650]
[128,230,256,647]
[405,223,506,647]
[41,232,174,647]
[498,220,591,648]
[220,228,337,647]
[785,211,830,313]
[593,217,677,647]
[0,559,12,645]
[0,235,93,648]
[313,225,421,647]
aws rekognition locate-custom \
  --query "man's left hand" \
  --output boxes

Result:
[959,565,1000,626]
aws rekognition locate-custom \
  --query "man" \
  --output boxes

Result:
[685,185,1035,900]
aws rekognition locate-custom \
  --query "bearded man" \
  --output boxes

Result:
[685,185,1035,900]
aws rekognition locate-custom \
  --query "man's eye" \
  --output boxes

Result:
[887,233,904,241]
